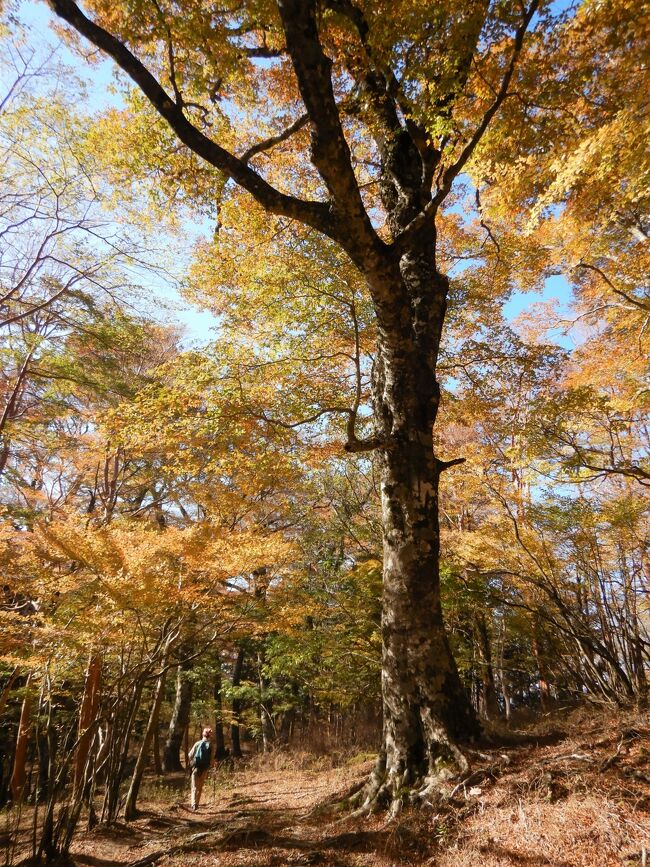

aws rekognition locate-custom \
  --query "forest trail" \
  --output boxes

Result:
[68,759,378,867]
[59,709,650,867]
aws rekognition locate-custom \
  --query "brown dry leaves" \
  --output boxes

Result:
[63,708,650,867]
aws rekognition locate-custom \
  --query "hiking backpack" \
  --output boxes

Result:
[193,739,211,770]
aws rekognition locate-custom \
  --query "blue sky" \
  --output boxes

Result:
[15,1,576,352]
[18,1,124,108]
[15,1,220,346]
[505,276,575,350]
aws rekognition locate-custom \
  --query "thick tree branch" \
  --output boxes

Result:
[327,0,489,191]
[433,0,540,200]
[276,0,383,262]
[47,0,334,238]
[242,46,285,58]
[257,405,381,453]
[577,461,649,486]
[436,456,466,472]
[257,406,350,429]
[343,427,382,453]
[324,0,429,155]
[429,2,490,124]
[249,407,373,454]
[1,279,76,326]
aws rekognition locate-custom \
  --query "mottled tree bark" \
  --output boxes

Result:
[356,260,479,810]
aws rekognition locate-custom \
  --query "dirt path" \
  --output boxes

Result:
[20,711,650,866]
[69,760,397,867]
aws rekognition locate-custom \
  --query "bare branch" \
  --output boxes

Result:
[240,113,309,165]
[475,187,501,255]
[575,262,650,313]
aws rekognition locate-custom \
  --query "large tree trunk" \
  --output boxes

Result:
[355,261,480,814]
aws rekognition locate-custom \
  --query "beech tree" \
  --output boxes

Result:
[44,0,562,809]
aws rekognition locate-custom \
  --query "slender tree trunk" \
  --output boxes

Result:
[475,613,501,720]
[633,633,648,709]
[74,654,102,794]
[0,347,34,481]
[152,711,163,775]
[500,670,511,722]
[36,730,50,805]
[257,651,274,753]
[230,647,245,759]
[163,658,193,772]
[532,622,553,712]
[124,658,168,819]
[102,678,144,823]
[0,442,10,477]
[278,686,297,747]
[183,722,190,768]
[10,673,32,803]
[213,660,227,760]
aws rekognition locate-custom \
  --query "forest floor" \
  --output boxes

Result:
[8,706,650,867]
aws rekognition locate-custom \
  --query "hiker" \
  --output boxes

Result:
[188,726,213,811]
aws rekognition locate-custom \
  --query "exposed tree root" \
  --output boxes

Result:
[344,745,510,820]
